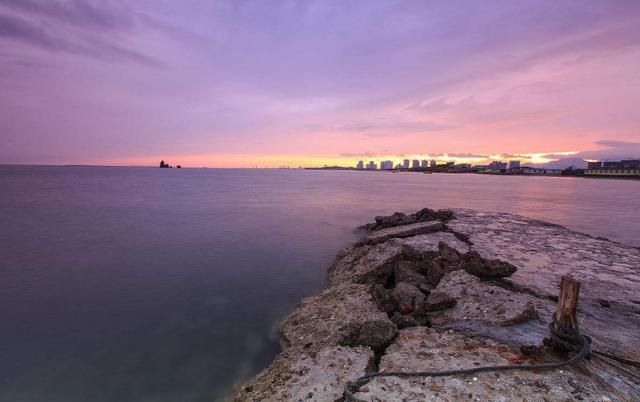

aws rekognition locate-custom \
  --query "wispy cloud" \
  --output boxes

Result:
[544,140,640,161]
[0,1,159,65]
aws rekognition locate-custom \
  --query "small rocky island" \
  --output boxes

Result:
[236,209,640,401]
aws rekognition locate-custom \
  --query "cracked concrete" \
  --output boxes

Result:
[235,208,640,401]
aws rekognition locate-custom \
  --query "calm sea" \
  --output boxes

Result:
[1,165,639,401]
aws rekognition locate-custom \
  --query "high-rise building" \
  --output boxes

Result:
[421,160,428,168]
[430,160,437,167]
[509,160,521,170]
[412,160,420,169]
[402,159,410,169]
[488,161,507,170]
[356,161,364,169]
[366,161,377,170]
[380,160,394,170]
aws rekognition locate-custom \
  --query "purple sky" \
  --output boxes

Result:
[1,0,639,167]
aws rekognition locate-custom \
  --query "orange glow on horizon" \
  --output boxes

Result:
[99,150,580,169]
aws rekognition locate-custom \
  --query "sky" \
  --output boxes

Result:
[1,0,639,168]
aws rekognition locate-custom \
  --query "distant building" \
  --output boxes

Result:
[412,160,420,169]
[380,160,394,170]
[402,159,410,169]
[620,159,640,168]
[421,160,428,168]
[584,159,640,176]
[356,161,364,169]
[509,160,521,170]
[488,161,507,170]
[522,167,562,175]
[587,161,602,169]
[446,161,455,167]
[430,160,437,167]
[455,163,472,169]
[366,161,377,170]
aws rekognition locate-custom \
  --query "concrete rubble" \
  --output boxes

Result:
[236,208,640,401]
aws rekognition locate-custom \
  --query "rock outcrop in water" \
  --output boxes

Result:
[235,208,640,401]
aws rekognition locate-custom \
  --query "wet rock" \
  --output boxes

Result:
[236,345,374,402]
[460,250,517,278]
[280,284,396,351]
[425,291,457,311]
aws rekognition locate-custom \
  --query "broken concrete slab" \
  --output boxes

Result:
[280,283,396,351]
[236,345,374,402]
[358,221,445,246]
[428,270,553,346]
[448,209,640,361]
[353,327,635,401]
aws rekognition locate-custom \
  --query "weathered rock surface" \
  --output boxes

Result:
[358,221,445,246]
[429,270,553,346]
[236,346,374,402]
[460,249,518,278]
[448,209,640,362]
[280,284,396,351]
[365,208,453,231]
[235,208,640,401]
[354,327,626,402]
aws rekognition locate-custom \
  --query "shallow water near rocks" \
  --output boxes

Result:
[1,166,639,401]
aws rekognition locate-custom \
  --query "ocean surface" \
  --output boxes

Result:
[1,165,639,402]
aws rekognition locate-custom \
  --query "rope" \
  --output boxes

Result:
[592,350,640,369]
[343,317,593,402]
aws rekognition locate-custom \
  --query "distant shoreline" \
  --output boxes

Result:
[1,164,639,180]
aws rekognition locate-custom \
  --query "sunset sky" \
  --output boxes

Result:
[1,0,639,167]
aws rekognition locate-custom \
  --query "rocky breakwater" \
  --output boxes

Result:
[236,208,640,401]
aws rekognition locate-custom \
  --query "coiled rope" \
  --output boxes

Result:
[344,316,593,402]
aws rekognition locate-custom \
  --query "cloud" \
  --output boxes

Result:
[0,0,135,31]
[544,140,640,161]
[338,152,383,158]
[498,153,530,159]
[0,3,158,65]
[337,120,455,137]
[446,153,489,159]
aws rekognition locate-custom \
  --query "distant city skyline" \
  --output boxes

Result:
[1,1,639,167]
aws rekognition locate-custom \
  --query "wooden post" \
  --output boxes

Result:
[545,275,582,353]
[555,275,581,330]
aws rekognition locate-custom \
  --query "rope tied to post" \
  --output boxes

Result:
[544,314,592,358]
[343,325,592,402]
